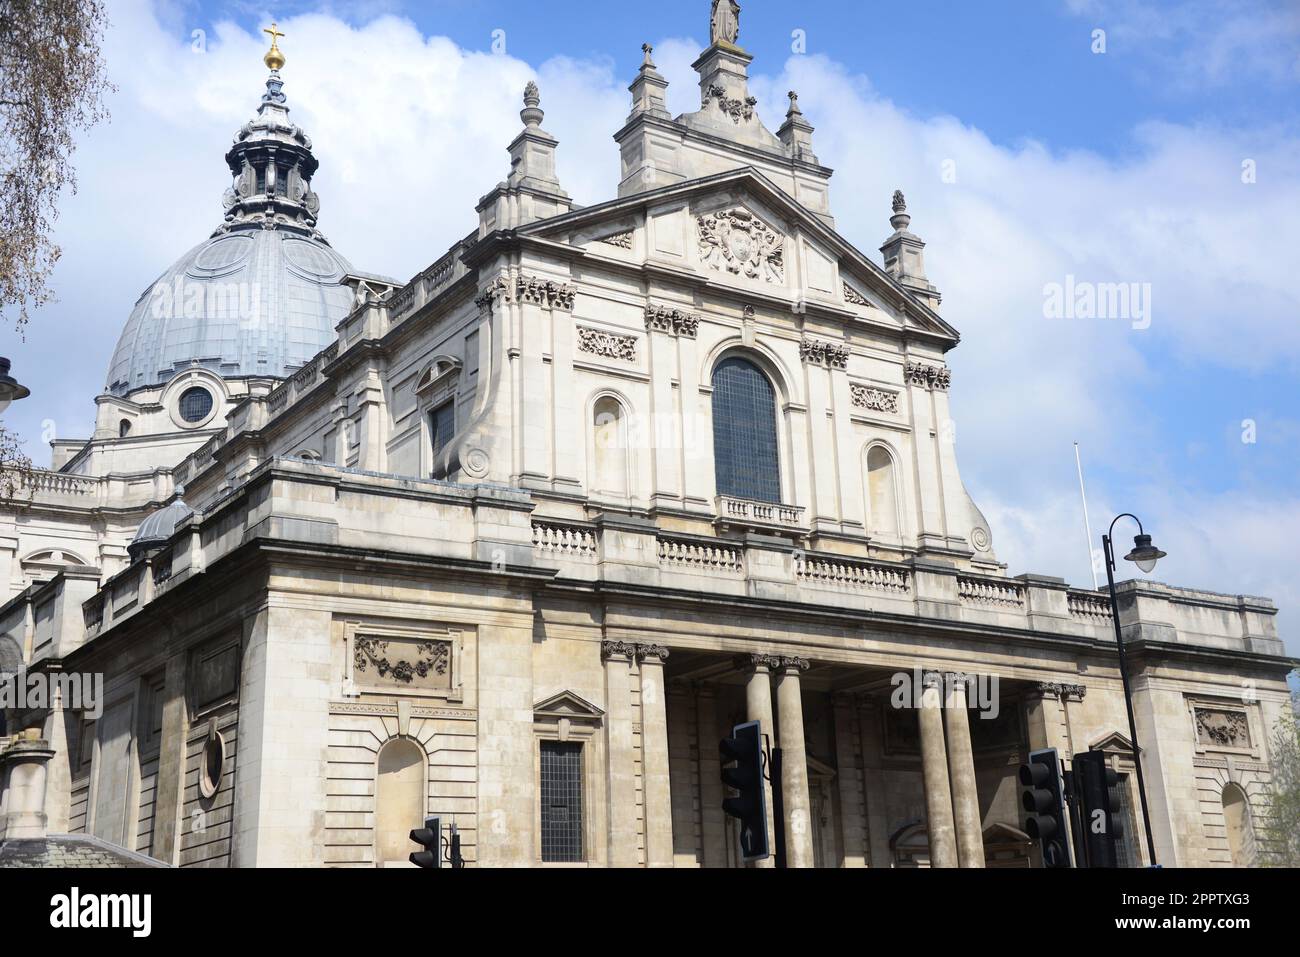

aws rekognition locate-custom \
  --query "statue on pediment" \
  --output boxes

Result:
[710,0,741,47]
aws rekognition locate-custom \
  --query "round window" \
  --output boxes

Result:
[178,386,214,423]
[198,731,226,800]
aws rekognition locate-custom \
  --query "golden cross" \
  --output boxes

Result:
[263,23,285,46]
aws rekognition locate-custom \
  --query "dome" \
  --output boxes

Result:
[106,229,353,396]
[128,497,195,559]
[105,63,355,398]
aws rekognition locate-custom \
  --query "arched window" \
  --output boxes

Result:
[1222,783,1252,866]
[711,357,780,503]
[591,396,629,497]
[375,738,426,867]
[866,445,900,538]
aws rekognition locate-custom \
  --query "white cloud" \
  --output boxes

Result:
[1064,0,1300,87]
[10,1,1297,654]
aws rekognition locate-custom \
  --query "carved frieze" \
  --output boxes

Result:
[1195,708,1251,749]
[474,275,509,309]
[1033,681,1087,702]
[799,337,850,369]
[601,640,670,663]
[697,208,785,284]
[904,360,952,391]
[644,304,701,339]
[516,275,577,310]
[851,384,899,414]
[577,325,637,362]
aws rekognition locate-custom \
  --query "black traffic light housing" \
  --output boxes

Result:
[1072,750,1124,868]
[1020,747,1073,868]
[409,815,442,868]
[719,720,769,863]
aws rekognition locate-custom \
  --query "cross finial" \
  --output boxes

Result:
[263,22,286,71]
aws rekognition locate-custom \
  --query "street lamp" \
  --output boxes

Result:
[1102,513,1165,867]
[0,357,30,415]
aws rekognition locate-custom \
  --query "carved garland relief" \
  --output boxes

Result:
[1194,707,1251,750]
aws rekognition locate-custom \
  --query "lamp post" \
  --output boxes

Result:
[0,357,30,414]
[1102,512,1166,867]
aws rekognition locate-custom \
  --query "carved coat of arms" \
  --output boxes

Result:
[697,208,785,283]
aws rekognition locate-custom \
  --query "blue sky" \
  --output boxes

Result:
[3,0,1298,659]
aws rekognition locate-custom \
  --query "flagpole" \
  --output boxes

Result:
[1074,442,1099,589]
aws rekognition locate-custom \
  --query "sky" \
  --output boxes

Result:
[2,0,1298,658]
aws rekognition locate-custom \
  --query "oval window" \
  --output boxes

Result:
[198,731,226,799]
[179,387,214,423]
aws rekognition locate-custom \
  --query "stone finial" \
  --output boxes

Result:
[890,189,911,231]
[521,81,544,129]
[786,90,802,118]
[642,42,655,68]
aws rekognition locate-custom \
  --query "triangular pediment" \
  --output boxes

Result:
[533,689,604,719]
[1089,731,1134,753]
[519,167,960,345]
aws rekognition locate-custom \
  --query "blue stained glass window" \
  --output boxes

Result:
[711,357,781,504]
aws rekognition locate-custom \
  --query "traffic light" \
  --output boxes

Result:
[719,720,769,863]
[1019,747,1073,868]
[1072,750,1124,868]
[449,823,465,869]
[409,815,442,868]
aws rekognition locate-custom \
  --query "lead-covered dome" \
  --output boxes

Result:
[105,60,354,397]
[106,229,352,396]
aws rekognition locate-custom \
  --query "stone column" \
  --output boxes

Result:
[40,681,71,835]
[694,683,728,868]
[151,650,191,865]
[0,738,54,839]
[918,672,959,868]
[738,654,776,868]
[943,674,985,868]
[637,643,674,867]
[831,693,868,867]
[856,695,892,867]
[776,656,815,868]
[602,640,640,867]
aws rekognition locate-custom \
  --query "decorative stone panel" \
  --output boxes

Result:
[843,283,869,306]
[851,384,899,414]
[1194,707,1252,750]
[577,325,637,362]
[697,208,785,284]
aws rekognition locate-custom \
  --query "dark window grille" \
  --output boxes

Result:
[711,357,781,504]
[540,741,583,862]
[429,401,455,462]
[1114,772,1140,868]
[178,387,214,423]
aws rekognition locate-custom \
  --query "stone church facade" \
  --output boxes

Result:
[0,7,1292,868]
